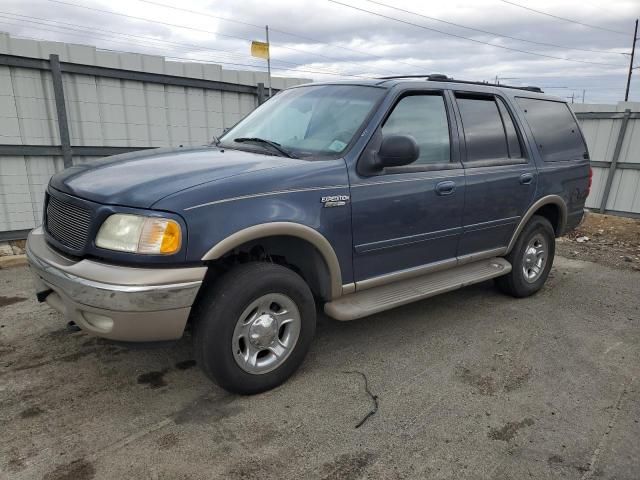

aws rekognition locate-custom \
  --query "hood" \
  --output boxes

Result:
[50,146,305,208]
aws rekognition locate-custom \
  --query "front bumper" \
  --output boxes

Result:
[26,227,207,341]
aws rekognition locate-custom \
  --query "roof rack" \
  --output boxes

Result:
[377,74,544,93]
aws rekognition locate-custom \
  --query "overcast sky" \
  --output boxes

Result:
[1,0,638,103]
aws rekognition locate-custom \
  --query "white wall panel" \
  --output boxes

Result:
[573,103,640,216]
[607,169,640,213]
[584,166,608,209]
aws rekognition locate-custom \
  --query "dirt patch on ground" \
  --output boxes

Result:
[319,452,376,480]
[43,459,95,480]
[488,418,535,441]
[0,296,26,307]
[456,366,498,395]
[20,405,45,418]
[137,368,169,389]
[558,212,640,271]
[157,433,180,450]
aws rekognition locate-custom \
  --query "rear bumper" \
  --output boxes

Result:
[563,208,586,235]
[26,227,206,341]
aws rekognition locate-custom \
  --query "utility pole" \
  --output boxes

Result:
[494,75,499,85]
[624,19,638,102]
[266,25,272,98]
[582,89,585,103]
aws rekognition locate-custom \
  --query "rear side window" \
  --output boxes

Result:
[455,95,523,162]
[382,94,451,165]
[515,97,587,162]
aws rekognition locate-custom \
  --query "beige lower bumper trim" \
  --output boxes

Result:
[42,283,191,341]
[27,227,205,341]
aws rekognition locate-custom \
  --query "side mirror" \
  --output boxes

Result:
[378,135,419,168]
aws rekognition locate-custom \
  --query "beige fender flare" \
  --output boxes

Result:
[506,195,567,254]
[201,222,344,299]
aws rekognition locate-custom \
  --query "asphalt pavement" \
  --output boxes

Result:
[0,256,638,479]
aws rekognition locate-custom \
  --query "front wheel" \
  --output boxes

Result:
[495,215,555,298]
[193,262,316,394]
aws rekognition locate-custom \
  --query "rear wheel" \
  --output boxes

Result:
[496,215,555,298]
[193,262,316,394]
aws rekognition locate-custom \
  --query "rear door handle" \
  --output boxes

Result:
[519,173,534,185]
[435,181,456,196]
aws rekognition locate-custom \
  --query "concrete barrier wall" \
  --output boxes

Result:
[0,32,309,237]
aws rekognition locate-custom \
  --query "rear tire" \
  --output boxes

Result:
[193,262,316,394]
[495,215,555,298]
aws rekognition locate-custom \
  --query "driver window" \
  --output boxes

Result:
[382,94,451,165]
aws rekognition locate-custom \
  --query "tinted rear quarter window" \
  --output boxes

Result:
[515,97,587,162]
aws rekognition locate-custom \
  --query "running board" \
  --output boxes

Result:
[325,258,511,321]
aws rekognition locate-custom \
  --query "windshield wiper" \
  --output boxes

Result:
[233,137,297,158]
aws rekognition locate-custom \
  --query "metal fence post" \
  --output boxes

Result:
[599,108,631,213]
[49,54,73,168]
[257,82,266,105]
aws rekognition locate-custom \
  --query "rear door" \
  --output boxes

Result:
[452,91,537,256]
[349,89,465,285]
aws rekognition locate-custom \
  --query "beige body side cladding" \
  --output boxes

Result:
[355,247,507,293]
[325,258,511,321]
[201,222,344,299]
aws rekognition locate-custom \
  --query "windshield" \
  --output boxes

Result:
[219,85,385,158]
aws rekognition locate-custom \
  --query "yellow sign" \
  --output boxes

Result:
[251,41,270,60]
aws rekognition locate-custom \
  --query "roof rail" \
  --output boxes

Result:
[378,74,450,81]
[377,74,544,93]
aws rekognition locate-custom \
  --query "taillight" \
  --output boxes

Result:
[586,166,593,196]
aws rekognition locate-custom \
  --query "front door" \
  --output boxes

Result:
[350,91,465,285]
[451,92,537,256]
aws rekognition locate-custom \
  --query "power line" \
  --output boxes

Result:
[164,54,372,79]
[0,18,373,78]
[137,0,423,70]
[0,20,266,69]
[362,0,628,56]
[0,13,264,64]
[499,0,629,36]
[0,12,372,77]
[42,0,404,77]
[9,28,628,102]
[328,0,628,67]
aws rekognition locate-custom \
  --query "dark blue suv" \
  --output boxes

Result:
[27,75,591,393]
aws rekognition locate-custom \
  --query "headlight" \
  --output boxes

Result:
[95,214,182,255]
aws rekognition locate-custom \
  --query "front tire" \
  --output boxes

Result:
[193,262,316,394]
[496,215,555,298]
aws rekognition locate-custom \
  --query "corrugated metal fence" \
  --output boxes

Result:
[0,33,309,239]
[573,102,640,218]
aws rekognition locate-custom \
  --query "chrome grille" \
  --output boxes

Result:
[45,195,92,251]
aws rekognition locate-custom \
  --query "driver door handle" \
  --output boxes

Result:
[435,181,456,196]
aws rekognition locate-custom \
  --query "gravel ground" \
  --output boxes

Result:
[558,212,640,272]
[0,255,638,480]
